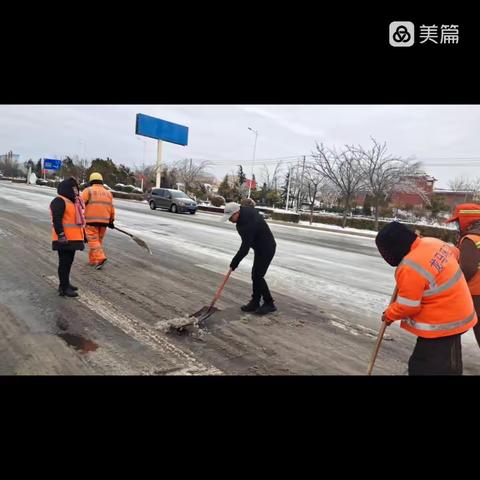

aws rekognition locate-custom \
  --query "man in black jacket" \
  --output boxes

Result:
[223,202,277,315]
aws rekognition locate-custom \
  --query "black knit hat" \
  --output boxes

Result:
[375,221,418,266]
[57,177,79,203]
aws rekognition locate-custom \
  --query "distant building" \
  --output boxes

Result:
[432,189,475,209]
[0,151,20,164]
[354,172,437,209]
[389,173,436,208]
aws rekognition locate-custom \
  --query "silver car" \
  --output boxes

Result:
[147,188,197,214]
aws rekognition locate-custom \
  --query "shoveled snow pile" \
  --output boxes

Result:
[155,316,197,333]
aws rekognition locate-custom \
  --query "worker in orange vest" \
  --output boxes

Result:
[81,172,115,269]
[50,177,86,297]
[446,203,480,348]
[375,221,477,375]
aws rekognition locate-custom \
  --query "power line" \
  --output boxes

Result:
[161,153,480,169]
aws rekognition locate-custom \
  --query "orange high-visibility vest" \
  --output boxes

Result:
[460,234,480,296]
[82,185,115,225]
[51,195,84,241]
[385,236,477,338]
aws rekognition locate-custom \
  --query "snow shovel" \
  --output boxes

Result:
[114,226,152,255]
[172,269,232,332]
[193,268,232,323]
[367,286,398,375]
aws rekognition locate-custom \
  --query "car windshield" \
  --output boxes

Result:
[170,191,191,199]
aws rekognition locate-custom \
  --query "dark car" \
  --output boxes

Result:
[147,188,197,214]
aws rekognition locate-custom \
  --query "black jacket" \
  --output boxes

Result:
[230,207,276,270]
[50,178,85,251]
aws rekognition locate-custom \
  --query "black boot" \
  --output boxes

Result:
[95,259,107,270]
[59,287,79,298]
[241,300,260,312]
[58,284,78,292]
[255,302,277,315]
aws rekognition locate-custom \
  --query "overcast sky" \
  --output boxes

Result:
[1,105,480,188]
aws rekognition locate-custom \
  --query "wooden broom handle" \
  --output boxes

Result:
[367,286,398,375]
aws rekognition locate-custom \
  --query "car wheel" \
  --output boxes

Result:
[171,204,178,213]
[190,211,196,215]
[149,201,156,210]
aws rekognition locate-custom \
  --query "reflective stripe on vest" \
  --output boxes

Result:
[84,216,111,221]
[84,187,112,224]
[403,311,476,332]
[397,296,421,307]
[52,196,84,242]
[400,258,463,298]
[423,268,463,297]
[400,258,436,288]
[88,187,112,203]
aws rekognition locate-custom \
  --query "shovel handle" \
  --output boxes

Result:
[367,286,398,375]
[209,269,232,308]
[367,322,387,375]
[114,226,132,237]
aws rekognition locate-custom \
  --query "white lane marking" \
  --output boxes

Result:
[46,276,222,375]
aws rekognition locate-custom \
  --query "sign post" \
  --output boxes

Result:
[156,140,163,189]
[42,158,62,181]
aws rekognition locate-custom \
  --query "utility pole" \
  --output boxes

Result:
[296,155,306,212]
[247,127,258,199]
[286,165,292,212]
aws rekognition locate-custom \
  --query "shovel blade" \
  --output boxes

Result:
[192,306,219,324]
[133,237,152,254]
[170,306,220,332]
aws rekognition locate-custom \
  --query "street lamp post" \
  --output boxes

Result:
[247,127,258,199]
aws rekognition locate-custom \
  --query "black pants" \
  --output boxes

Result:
[408,334,463,375]
[251,250,275,304]
[57,250,76,291]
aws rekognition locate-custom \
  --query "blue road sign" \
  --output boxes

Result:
[135,114,189,146]
[43,159,62,171]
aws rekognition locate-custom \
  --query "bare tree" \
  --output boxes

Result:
[73,157,90,183]
[354,138,423,230]
[261,161,283,191]
[303,165,329,224]
[447,176,471,192]
[312,142,366,227]
[448,175,480,202]
[470,178,480,202]
[174,158,211,193]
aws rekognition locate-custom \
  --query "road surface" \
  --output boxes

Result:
[1,181,479,374]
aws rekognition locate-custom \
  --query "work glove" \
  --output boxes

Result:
[108,221,115,229]
[381,312,393,326]
[229,262,237,271]
[57,233,68,245]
